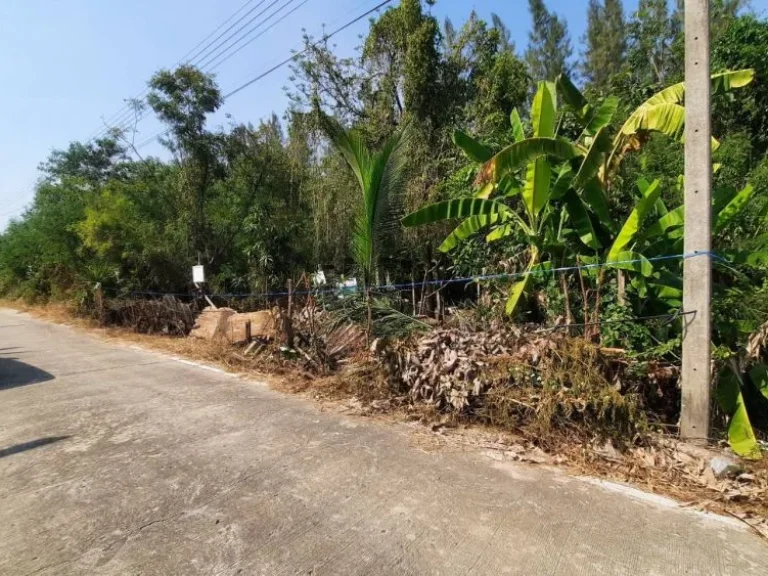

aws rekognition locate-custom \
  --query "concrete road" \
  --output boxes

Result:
[1,308,767,575]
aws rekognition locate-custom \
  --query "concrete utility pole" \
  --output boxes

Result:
[680,0,712,442]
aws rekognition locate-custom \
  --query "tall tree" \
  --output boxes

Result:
[627,0,682,86]
[582,0,627,91]
[147,65,222,259]
[525,0,573,81]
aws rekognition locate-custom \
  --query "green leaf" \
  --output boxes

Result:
[607,179,662,262]
[506,276,530,316]
[550,166,573,200]
[438,214,499,252]
[717,369,762,459]
[715,184,754,233]
[648,270,683,300]
[452,130,493,163]
[581,179,614,230]
[556,73,588,118]
[486,224,514,243]
[621,103,686,141]
[523,157,551,218]
[532,82,556,138]
[488,138,581,181]
[574,128,611,189]
[607,251,654,277]
[402,198,510,227]
[564,189,601,249]
[586,96,619,134]
[711,69,755,93]
[504,257,551,316]
[510,108,525,142]
[476,182,495,199]
[614,70,753,159]
[643,206,684,239]
[749,364,768,402]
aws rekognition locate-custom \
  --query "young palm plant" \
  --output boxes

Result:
[318,112,410,336]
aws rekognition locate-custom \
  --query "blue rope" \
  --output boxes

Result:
[111,250,722,299]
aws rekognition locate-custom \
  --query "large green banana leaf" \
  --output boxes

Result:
[523,157,552,219]
[564,189,601,249]
[748,364,768,402]
[574,128,611,189]
[487,138,581,181]
[715,184,754,233]
[439,214,499,252]
[586,96,619,134]
[452,130,493,163]
[581,179,614,230]
[505,257,548,316]
[717,368,762,459]
[621,70,754,134]
[606,251,654,277]
[607,179,662,262]
[556,74,588,119]
[510,108,525,142]
[532,82,557,138]
[642,205,685,240]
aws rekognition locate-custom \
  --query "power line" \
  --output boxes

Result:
[224,0,392,100]
[93,0,310,143]
[89,0,265,141]
[136,0,393,151]
[204,0,312,72]
[193,0,284,70]
[88,0,275,145]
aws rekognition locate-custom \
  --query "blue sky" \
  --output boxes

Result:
[0,0,765,228]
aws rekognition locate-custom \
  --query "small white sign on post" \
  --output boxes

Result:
[192,265,205,284]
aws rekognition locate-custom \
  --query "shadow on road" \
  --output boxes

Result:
[0,357,54,390]
[0,436,71,459]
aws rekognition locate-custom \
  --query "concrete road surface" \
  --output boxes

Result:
[1,308,767,575]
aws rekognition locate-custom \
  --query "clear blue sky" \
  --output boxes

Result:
[0,0,765,228]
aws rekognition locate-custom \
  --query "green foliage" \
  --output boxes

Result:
[525,0,573,81]
[3,3,768,451]
[318,112,410,288]
[582,0,627,93]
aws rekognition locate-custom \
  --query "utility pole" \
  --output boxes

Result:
[681,0,712,442]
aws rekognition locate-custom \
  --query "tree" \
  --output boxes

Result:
[581,0,627,92]
[626,0,683,87]
[319,112,410,333]
[147,65,223,260]
[525,0,573,81]
[38,136,128,186]
[713,15,768,156]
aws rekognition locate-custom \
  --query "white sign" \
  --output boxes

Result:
[192,265,205,284]
[312,269,327,286]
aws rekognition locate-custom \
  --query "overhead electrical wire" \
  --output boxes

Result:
[136,0,394,150]
[88,0,274,144]
[204,0,312,72]
[88,0,265,142]
[7,0,385,218]
[195,0,289,70]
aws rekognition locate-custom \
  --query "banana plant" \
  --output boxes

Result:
[402,82,615,317]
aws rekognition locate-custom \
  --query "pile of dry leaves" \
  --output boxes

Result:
[370,327,651,439]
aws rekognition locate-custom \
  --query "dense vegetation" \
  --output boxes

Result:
[3,1,768,451]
